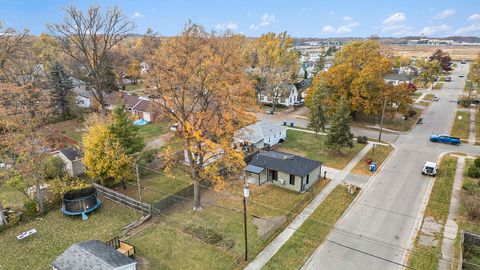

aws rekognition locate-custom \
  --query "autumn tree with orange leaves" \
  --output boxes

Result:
[145,23,256,210]
[307,40,413,120]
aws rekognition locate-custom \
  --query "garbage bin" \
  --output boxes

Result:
[283,121,287,126]
[290,122,294,127]
[369,162,377,172]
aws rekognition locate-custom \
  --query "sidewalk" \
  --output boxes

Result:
[244,143,373,270]
[438,156,465,270]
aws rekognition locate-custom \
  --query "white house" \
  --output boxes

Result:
[234,122,287,149]
[71,77,93,108]
[258,84,299,107]
[384,73,413,86]
[140,62,149,75]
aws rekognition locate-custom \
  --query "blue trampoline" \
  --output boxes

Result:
[61,187,101,218]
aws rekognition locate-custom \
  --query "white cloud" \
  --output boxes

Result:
[455,23,480,34]
[133,12,144,18]
[215,23,238,31]
[336,26,351,34]
[468,13,480,21]
[322,25,335,33]
[420,24,451,36]
[249,13,275,31]
[343,16,352,21]
[383,12,406,25]
[434,9,455,20]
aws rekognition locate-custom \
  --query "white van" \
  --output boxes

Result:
[422,161,438,176]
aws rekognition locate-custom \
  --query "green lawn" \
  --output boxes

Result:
[0,185,29,209]
[433,82,444,90]
[423,94,435,101]
[0,199,141,270]
[451,111,471,140]
[476,112,480,142]
[278,130,366,170]
[351,145,393,176]
[124,83,144,92]
[411,91,422,98]
[407,155,457,270]
[137,122,170,142]
[129,179,329,269]
[353,108,423,132]
[263,185,356,270]
[121,168,192,203]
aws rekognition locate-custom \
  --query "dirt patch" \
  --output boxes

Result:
[252,215,287,239]
[146,132,174,149]
[386,45,480,61]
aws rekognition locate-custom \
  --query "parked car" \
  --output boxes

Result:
[422,161,438,176]
[433,95,439,102]
[430,134,461,145]
[459,74,465,77]
[293,100,304,107]
[445,77,451,82]
[461,60,467,64]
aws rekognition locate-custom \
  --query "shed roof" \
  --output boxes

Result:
[234,122,286,144]
[51,240,136,270]
[247,151,321,177]
[59,147,83,161]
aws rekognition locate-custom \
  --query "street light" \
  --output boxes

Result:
[243,184,250,261]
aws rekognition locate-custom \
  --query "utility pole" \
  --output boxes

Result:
[243,184,250,261]
[468,80,473,107]
[135,163,144,216]
[378,96,387,142]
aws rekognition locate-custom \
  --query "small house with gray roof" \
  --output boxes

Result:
[51,240,136,270]
[53,147,85,177]
[234,121,287,149]
[245,151,322,192]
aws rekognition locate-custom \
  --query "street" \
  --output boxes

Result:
[299,63,478,269]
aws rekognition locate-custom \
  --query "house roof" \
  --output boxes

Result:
[59,147,83,161]
[384,73,412,82]
[247,151,321,177]
[133,99,154,112]
[245,164,265,174]
[234,122,286,144]
[105,92,142,109]
[51,240,136,270]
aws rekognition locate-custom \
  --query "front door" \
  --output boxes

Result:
[300,177,305,192]
[268,170,278,181]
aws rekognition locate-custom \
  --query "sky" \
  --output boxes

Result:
[1,0,480,37]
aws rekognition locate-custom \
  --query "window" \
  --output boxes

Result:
[289,174,295,185]
[306,174,310,185]
[271,170,278,181]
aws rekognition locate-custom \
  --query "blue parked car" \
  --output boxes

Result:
[430,134,461,145]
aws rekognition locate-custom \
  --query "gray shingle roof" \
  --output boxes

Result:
[51,240,136,270]
[234,122,286,144]
[60,147,83,161]
[248,151,321,177]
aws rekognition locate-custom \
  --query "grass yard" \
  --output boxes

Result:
[351,144,394,176]
[263,185,357,270]
[411,91,422,98]
[277,129,366,170]
[261,104,289,112]
[124,83,144,92]
[0,198,141,270]
[137,122,170,142]
[407,155,457,270]
[0,185,29,209]
[353,108,423,132]
[122,168,192,203]
[423,94,435,101]
[433,82,444,90]
[129,178,329,269]
[47,119,85,142]
[451,111,471,140]
[419,101,430,107]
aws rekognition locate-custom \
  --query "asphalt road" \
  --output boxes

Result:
[301,62,479,270]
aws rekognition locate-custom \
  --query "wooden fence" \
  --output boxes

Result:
[94,183,151,215]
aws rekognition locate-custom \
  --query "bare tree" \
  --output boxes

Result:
[48,5,135,111]
[0,21,30,82]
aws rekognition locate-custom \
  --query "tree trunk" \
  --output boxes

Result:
[0,201,5,225]
[193,180,202,211]
[34,176,45,215]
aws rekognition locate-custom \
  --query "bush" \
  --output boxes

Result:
[463,182,480,193]
[467,166,480,178]
[22,200,38,219]
[137,149,159,176]
[462,193,480,221]
[44,156,66,180]
[474,158,480,168]
[458,96,472,108]
[407,108,417,117]
[357,136,368,144]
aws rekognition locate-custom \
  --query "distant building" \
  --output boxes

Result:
[105,92,160,123]
[234,121,287,149]
[258,84,299,107]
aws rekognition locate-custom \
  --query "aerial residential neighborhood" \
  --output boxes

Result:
[1,1,480,270]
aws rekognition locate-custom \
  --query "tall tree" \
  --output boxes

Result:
[0,22,29,76]
[83,115,133,187]
[325,99,354,153]
[313,54,326,74]
[145,23,255,210]
[49,62,74,120]
[254,32,299,111]
[109,104,145,155]
[416,58,442,88]
[0,83,52,214]
[32,33,61,73]
[127,60,141,84]
[429,49,452,72]
[48,5,135,112]
[305,77,327,135]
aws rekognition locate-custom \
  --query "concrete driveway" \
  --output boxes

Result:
[301,62,479,270]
